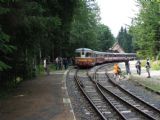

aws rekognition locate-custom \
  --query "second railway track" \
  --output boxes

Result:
[74,64,160,120]
[95,64,160,120]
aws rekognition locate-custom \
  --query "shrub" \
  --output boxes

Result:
[151,61,160,70]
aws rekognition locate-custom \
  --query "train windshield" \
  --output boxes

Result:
[86,52,92,57]
[75,52,81,57]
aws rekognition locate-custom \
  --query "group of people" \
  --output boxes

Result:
[113,58,151,80]
[43,57,75,75]
[135,58,151,78]
[55,57,69,70]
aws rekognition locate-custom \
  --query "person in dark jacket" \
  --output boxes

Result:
[135,60,141,75]
[63,57,68,70]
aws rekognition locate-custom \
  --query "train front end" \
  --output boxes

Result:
[75,48,96,68]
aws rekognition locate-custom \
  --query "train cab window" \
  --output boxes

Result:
[75,52,81,57]
[86,52,92,57]
[82,49,84,55]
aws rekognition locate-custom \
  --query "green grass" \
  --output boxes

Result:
[151,61,160,70]
[139,80,160,92]
[130,75,160,92]
[36,64,56,75]
[140,60,160,70]
[140,60,146,67]
[49,64,56,72]
[36,64,45,75]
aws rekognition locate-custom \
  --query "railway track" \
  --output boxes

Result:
[67,68,102,120]
[74,64,160,120]
[95,65,160,120]
[75,69,123,120]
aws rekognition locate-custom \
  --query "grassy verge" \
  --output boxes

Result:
[36,64,56,75]
[49,64,56,72]
[151,60,160,70]
[141,60,160,70]
[129,75,160,93]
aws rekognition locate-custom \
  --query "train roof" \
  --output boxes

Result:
[94,51,110,54]
[75,48,136,56]
[75,48,93,52]
[113,52,136,55]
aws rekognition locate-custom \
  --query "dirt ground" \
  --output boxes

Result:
[0,73,74,120]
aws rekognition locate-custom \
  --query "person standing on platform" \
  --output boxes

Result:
[135,60,141,75]
[60,57,63,70]
[63,57,68,70]
[125,61,131,75]
[44,58,49,75]
[58,57,62,70]
[44,58,47,71]
[55,57,59,70]
[146,58,151,78]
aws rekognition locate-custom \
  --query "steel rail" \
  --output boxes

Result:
[74,69,107,120]
[95,72,160,120]
[88,64,127,120]
[91,64,159,120]
[106,73,160,114]
[94,81,128,119]
[97,82,156,120]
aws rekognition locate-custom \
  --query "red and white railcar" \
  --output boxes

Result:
[75,48,136,68]
[75,48,96,67]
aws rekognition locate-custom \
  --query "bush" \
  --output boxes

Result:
[49,64,56,71]
[151,61,160,70]
[36,64,45,75]
[140,60,146,67]
[36,64,56,75]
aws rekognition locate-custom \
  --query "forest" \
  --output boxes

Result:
[129,0,160,59]
[0,0,159,88]
[0,0,115,88]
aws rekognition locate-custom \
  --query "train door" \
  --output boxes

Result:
[81,49,85,58]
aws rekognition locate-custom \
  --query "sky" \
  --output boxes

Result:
[97,0,139,37]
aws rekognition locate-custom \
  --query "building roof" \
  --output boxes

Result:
[110,41,125,53]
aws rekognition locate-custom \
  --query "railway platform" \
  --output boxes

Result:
[119,61,160,79]
[0,70,76,120]
[118,61,160,93]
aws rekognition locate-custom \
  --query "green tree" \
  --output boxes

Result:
[97,24,115,51]
[129,0,160,58]
[0,0,78,87]
[69,0,101,52]
[0,30,15,71]
[0,0,116,88]
[117,27,133,53]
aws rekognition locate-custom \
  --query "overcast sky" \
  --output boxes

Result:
[97,0,139,37]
